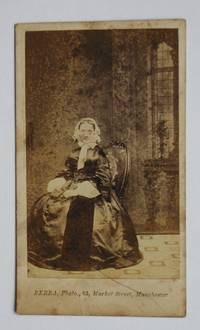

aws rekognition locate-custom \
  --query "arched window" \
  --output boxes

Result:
[149,41,176,159]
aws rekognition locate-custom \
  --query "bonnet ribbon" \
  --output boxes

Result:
[77,142,97,170]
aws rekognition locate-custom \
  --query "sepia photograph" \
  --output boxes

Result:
[16,19,186,316]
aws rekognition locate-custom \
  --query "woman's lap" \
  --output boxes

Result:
[28,194,142,270]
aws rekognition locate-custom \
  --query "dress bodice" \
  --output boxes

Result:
[56,144,112,201]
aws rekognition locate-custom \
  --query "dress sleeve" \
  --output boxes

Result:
[95,153,112,202]
[55,157,74,181]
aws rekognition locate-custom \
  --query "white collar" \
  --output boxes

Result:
[77,141,97,149]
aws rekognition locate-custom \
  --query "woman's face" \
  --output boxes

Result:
[78,122,95,144]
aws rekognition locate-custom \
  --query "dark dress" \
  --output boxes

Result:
[28,144,143,270]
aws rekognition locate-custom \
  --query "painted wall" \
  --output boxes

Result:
[26,29,179,233]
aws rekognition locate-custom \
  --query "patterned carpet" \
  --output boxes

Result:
[28,234,180,279]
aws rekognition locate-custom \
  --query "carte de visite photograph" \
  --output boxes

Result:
[16,19,186,316]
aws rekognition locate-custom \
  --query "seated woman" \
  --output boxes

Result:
[28,118,143,270]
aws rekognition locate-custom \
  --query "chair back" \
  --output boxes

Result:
[104,142,130,198]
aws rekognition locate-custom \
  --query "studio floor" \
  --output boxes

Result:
[28,234,180,279]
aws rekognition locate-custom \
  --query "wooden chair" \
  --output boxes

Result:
[104,142,130,199]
